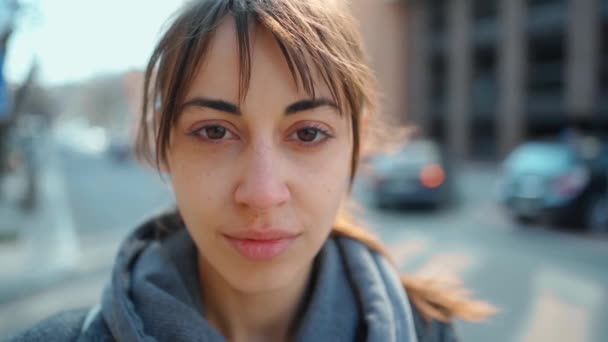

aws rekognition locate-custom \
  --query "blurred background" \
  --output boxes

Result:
[0,0,606,341]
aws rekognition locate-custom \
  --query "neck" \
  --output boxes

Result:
[198,256,313,342]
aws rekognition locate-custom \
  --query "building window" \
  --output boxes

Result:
[527,0,567,37]
[429,0,447,33]
[429,53,447,143]
[526,0,566,136]
[473,0,497,20]
[600,7,608,118]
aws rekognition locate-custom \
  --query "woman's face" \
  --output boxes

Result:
[166,18,353,293]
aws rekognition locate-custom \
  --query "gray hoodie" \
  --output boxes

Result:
[9,211,457,342]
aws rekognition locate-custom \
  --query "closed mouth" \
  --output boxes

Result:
[223,230,300,261]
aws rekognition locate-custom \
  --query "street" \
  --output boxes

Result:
[1,138,607,341]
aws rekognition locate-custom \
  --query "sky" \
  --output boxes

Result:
[6,0,186,85]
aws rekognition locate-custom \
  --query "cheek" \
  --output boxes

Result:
[289,142,352,229]
[299,155,350,198]
[167,146,234,229]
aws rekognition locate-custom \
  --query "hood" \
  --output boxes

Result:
[100,210,418,342]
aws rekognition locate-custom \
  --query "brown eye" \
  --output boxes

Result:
[286,124,333,147]
[297,128,319,142]
[190,124,237,142]
[203,125,227,139]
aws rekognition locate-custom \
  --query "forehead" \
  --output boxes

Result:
[184,16,333,104]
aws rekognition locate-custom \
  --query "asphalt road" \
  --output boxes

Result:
[1,145,606,341]
[58,146,173,236]
[355,166,608,342]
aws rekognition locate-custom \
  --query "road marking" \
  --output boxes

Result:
[41,152,81,270]
[388,239,429,266]
[413,251,476,283]
[23,133,80,272]
[520,291,590,342]
[518,268,603,342]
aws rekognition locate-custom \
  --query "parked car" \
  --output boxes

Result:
[367,139,452,209]
[106,135,133,164]
[498,139,608,232]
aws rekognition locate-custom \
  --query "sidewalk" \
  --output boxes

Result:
[0,131,81,304]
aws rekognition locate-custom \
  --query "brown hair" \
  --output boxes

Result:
[136,0,495,323]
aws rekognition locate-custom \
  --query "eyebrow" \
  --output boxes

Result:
[181,98,241,115]
[180,97,338,116]
[285,98,337,115]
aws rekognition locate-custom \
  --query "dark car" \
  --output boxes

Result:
[498,140,608,232]
[367,139,452,209]
[106,135,134,164]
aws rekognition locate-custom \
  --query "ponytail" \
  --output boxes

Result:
[332,211,497,323]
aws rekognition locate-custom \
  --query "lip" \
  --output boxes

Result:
[223,229,300,261]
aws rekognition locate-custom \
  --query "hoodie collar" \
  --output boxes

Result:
[100,212,418,342]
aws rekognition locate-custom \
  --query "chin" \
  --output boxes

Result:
[223,256,312,294]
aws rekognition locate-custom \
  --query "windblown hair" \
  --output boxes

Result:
[135,0,495,323]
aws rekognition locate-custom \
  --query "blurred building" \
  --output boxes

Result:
[352,0,607,161]
[123,70,144,119]
[350,0,409,135]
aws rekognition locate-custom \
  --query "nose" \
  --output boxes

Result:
[234,143,290,212]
